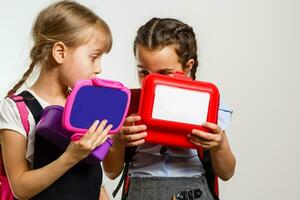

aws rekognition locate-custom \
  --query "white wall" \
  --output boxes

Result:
[1,0,300,199]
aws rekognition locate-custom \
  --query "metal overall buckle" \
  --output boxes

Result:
[174,188,202,200]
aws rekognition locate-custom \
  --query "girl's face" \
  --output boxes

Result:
[135,45,186,86]
[59,31,107,87]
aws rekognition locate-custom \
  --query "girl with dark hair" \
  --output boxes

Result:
[104,18,236,200]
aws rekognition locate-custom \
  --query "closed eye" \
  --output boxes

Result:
[90,54,101,62]
[138,69,151,77]
[158,70,173,75]
[156,68,176,76]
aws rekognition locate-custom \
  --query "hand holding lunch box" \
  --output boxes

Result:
[35,78,131,163]
[135,72,220,149]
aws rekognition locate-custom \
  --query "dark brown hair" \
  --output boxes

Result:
[7,0,112,96]
[133,17,198,80]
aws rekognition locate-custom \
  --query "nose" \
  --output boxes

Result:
[95,64,102,75]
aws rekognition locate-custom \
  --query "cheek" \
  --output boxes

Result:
[72,53,90,68]
[138,76,144,87]
[66,66,90,86]
[174,66,184,73]
[74,58,93,74]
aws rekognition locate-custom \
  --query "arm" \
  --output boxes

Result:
[103,133,125,179]
[209,130,235,181]
[0,120,112,199]
[188,122,236,181]
[103,115,147,180]
[99,186,110,200]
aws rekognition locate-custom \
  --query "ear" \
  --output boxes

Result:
[184,59,195,75]
[52,42,68,64]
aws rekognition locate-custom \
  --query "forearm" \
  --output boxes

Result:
[210,133,236,181]
[11,152,78,199]
[100,186,110,200]
[103,135,125,179]
[103,115,147,179]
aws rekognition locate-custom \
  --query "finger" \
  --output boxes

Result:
[92,124,113,149]
[89,120,100,132]
[127,139,146,147]
[90,119,107,141]
[189,139,202,147]
[83,120,100,139]
[189,139,213,149]
[96,119,109,133]
[190,129,216,141]
[190,138,214,146]
[87,119,108,141]
[92,135,109,149]
[188,134,211,143]
[122,125,147,135]
[100,124,113,138]
[123,132,147,142]
[203,122,222,134]
[124,115,141,125]
[93,123,112,143]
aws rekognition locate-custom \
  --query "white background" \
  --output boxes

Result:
[0,0,299,199]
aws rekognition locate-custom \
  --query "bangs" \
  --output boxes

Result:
[75,22,112,52]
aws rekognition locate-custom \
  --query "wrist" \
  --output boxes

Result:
[59,151,80,167]
[110,134,126,149]
[211,131,227,152]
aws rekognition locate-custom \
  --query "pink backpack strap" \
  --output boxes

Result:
[0,175,14,200]
[1,95,29,200]
[9,95,30,135]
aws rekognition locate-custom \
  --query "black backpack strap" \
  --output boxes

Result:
[112,161,128,198]
[113,89,140,198]
[113,146,137,199]
[199,149,220,200]
[18,90,43,124]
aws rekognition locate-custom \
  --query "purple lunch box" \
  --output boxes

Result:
[35,78,131,164]
[35,105,113,164]
[36,105,112,164]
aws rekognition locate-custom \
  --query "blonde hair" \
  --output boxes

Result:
[7,0,112,96]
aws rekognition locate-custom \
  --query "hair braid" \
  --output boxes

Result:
[6,60,37,97]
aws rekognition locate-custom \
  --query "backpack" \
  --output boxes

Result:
[0,91,36,200]
[0,91,102,200]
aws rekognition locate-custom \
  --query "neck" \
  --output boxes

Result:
[31,65,68,106]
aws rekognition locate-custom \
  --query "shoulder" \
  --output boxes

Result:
[0,97,23,124]
[218,96,233,131]
[0,97,27,137]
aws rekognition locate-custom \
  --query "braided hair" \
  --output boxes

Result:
[133,17,199,80]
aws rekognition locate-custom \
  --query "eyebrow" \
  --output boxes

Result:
[91,49,104,54]
[137,65,174,73]
[137,65,145,69]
